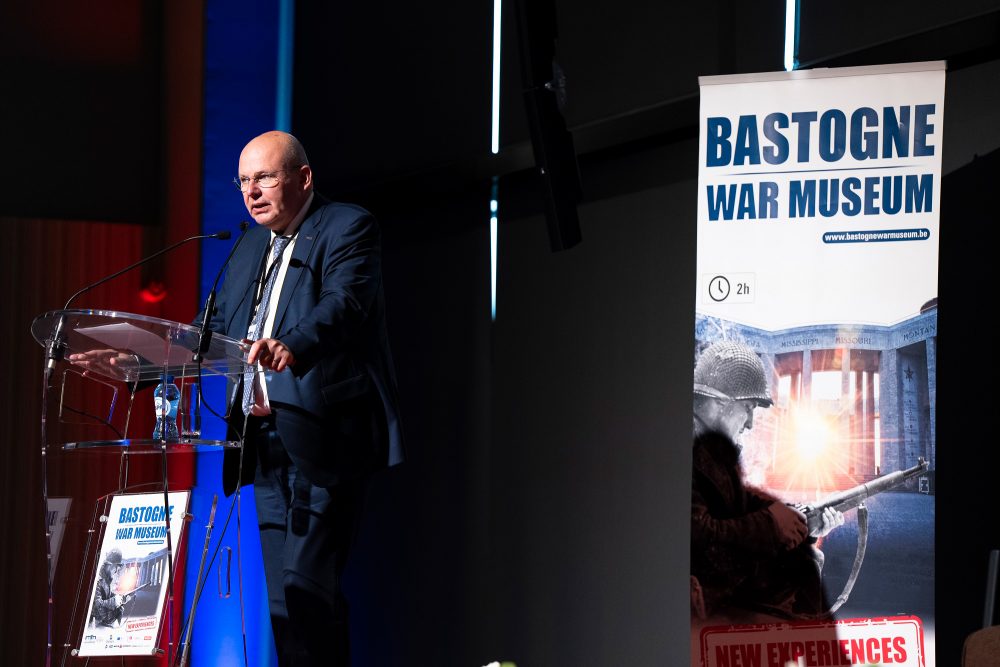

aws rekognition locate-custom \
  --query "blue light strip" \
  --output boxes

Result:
[491,0,502,154]
[784,0,799,71]
[275,0,295,131]
[490,1,501,318]
[490,178,499,321]
[194,1,283,664]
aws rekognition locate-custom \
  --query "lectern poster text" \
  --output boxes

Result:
[79,491,190,657]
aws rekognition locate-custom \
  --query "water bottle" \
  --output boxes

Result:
[153,375,180,440]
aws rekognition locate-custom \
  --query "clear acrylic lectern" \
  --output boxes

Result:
[31,309,249,665]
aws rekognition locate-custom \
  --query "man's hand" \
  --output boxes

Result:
[790,503,846,538]
[809,506,845,538]
[66,349,138,379]
[768,502,809,550]
[244,338,296,372]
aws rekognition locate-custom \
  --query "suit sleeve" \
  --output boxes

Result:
[280,211,382,373]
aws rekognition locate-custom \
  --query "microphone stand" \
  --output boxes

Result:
[194,222,250,363]
[177,495,218,667]
[45,231,233,372]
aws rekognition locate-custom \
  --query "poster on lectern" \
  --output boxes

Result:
[690,62,943,666]
[78,491,190,657]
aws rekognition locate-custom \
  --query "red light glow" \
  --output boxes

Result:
[140,281,167,303]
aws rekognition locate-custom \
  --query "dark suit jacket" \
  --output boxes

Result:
[205,195,404,492]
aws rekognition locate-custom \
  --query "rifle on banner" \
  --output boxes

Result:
[797,457,929,614]
[801,458,929,534]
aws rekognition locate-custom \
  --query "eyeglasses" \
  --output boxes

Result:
[233,167,302,192]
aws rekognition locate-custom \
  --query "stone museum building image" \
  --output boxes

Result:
[695,299,937,498]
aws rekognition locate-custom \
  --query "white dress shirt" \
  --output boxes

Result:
[246,192,314,415]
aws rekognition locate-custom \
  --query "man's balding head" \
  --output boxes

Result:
[238,131,313,233]
[243,131,310,169]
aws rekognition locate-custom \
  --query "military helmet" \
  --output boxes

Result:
[105,548,123,566]
[693,341,773,406]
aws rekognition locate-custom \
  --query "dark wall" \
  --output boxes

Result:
[490,174,697,664]
[0,2,163,222]
[292,1,494,195]
[937,147,1000,661]
[799,0,1000,66]
[347,197,496,665]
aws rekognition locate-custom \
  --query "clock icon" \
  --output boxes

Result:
[709,275,730,302]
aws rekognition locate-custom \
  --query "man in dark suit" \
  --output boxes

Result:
[208,131,403,665]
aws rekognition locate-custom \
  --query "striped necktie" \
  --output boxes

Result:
[242,236,292,415]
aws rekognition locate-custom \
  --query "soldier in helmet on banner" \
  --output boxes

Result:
[690,341,843,623]
[89,549,135,628]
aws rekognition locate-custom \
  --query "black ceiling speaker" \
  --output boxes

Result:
[514,0,583,251]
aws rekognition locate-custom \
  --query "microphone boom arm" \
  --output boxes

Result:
[63,231,231,310]
[195,222,250,361]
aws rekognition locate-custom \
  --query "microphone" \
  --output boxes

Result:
[195,222,251,361]
[46,230,233,371]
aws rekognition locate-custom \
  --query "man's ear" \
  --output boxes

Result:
[299,164,313,191]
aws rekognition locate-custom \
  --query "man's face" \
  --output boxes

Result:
[237,137,312,233]
[705,398,759,442]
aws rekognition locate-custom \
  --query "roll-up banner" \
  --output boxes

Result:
[691,62,943,667]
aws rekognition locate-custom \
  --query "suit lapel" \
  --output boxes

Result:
[227,231,270,337]
[272,199,321,335]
